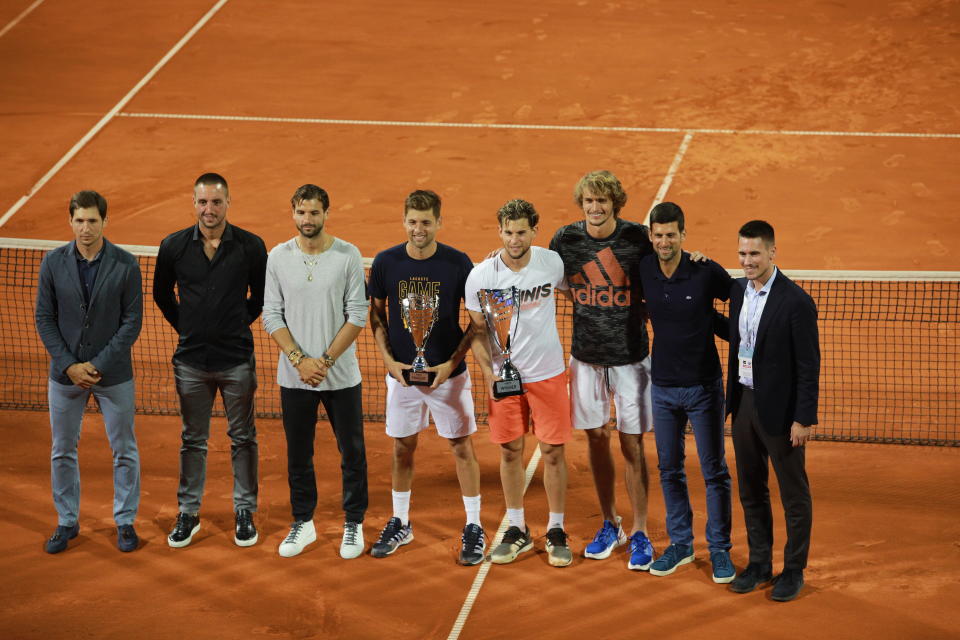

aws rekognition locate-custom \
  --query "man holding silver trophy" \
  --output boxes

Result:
[368,190,486,566]
[465,199,574,568]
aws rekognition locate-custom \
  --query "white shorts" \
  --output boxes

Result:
[384,370,478,439]
[569,356,653,435]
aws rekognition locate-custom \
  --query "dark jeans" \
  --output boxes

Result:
[652,378,732,552]
[732,387,812,570]
[173,358,258,514]
[281,384,367,523]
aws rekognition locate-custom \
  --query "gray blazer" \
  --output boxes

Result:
[35,238,143,387]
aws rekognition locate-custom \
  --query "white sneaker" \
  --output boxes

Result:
[278,520,316,558]
[340,521,364,559]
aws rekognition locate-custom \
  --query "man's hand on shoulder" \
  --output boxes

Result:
[688,250,709,263]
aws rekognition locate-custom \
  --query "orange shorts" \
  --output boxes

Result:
[487,371,573,445]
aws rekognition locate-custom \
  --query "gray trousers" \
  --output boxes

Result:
[48,378,140,526]
[173,358,258,514]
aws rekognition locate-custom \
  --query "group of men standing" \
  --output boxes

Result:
[36,169,818,602]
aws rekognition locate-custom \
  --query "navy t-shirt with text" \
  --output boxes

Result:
[367,242,474,379]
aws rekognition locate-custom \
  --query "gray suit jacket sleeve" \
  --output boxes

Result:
[89,255,143,374]
[35,251,77,376]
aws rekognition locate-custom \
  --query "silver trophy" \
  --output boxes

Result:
[400,292,439,386]
[477,287,524,398]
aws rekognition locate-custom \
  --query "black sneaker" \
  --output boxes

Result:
[545,527,573,567]
[371,517,413,558]
[729,562,774,594]
[459,523,486,566]
[234,509,258,547]
[490,525,533,564]
[167,512,200,548]
[772,568,804,602]
[117,524,139,552]
[45,523,79,554]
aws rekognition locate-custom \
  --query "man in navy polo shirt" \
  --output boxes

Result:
[638,202,735,584]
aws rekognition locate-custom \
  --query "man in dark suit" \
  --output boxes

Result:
[726,220,819,602]
[35,190,143,554]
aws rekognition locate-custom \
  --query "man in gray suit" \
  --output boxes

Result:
[35,190,144,553]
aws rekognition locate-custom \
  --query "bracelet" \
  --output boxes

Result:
[286,349,305,367]
[321,352,335,368]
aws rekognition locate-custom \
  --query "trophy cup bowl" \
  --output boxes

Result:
[400,292,439,386]
[478,287,524,398]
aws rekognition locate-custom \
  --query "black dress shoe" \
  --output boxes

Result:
[117,524,139,552]
[45,523,80,554]
[729,562,773,594]
[772,568,804,602]
[234,509,258,547]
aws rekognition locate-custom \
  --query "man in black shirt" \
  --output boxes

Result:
[549,171,656,571]
[638,202,735,584]
[153,173,267,549]
[367,190,485,565]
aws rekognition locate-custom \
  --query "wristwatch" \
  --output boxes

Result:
[321,352,335,368]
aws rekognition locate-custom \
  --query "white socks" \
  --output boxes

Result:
[463,495,481,526]
[547,512,564,531]
[507,508,525,529]
[392,490,411,525]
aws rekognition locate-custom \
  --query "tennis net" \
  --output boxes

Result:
[2,238,957,445]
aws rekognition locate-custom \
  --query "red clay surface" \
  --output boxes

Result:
[2,1,960,638]
[1,411,958,639]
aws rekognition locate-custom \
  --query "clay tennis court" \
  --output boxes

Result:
[1,1,958,638]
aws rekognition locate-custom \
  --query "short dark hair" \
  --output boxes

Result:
[497,199,538,228]
[739,219,775,245]
[404,190,441,218]
[649,201,685,232]
[290,184,330,211]
[69,190,107,220]
[194,173,229,196]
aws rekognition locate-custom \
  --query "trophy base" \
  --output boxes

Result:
[493,377,524,399]
[403,369,436,386]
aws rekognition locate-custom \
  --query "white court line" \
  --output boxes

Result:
[0,0,231,228]
[115,111,960,139]
[645,132,694,225]
[447,446,542,640]
[0,0,44,39]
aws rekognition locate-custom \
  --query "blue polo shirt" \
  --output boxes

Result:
[638,252,733,386]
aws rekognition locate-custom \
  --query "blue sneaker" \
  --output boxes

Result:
[627,531,654,571]
[649,543,695,576]
[583,516,626,560]
[711,550,735,583]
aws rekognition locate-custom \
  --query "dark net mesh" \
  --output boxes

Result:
[3,241,957,445]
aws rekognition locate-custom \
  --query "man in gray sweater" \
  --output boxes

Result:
[35,190,143,554]
[263,184,369,560]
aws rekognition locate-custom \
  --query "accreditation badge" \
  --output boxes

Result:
[738,344,754,380]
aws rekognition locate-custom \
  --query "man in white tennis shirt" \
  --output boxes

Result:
[465,199,573,567]
[262,184,369,560]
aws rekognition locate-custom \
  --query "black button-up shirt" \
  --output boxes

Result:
[639,252,733,386]
[153,223,267,371]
